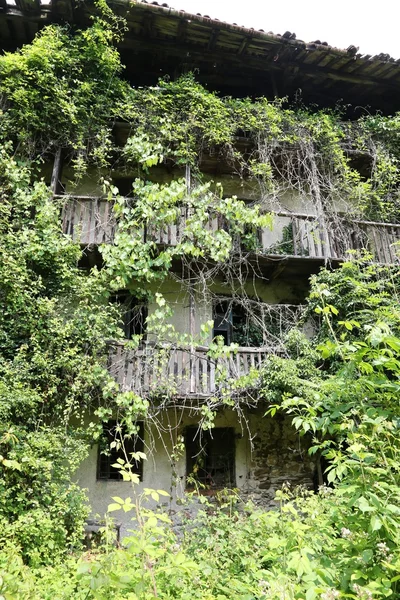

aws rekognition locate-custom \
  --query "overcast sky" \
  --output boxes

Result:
[173,0,400,59]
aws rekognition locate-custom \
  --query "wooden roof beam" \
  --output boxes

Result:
[143,12,154,38]
[15,0,40,13]
[301,63,400,87]
[237,35,252,55]
[120,35,400,90]
[177,17,187,42]
[208,28,219,51]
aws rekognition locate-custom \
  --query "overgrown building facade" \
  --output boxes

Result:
[2,0,400,534]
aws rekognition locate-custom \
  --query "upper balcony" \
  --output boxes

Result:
[60,195,400,266]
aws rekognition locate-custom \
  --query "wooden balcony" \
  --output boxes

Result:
[108,343,269,398]
[60,196,400,265]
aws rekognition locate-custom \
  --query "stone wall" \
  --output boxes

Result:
[244,408,315,506]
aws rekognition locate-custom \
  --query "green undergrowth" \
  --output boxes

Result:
[0,482,399,599]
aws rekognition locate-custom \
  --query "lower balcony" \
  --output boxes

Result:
[61,196,400,265]
[108,343,270,398]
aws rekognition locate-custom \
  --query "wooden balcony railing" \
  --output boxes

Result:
[108,343,269,398]
[60,196,400,264]
[355,220,400,264]
[61,196,116,245]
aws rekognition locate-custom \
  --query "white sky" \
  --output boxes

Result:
[173,0,400,59]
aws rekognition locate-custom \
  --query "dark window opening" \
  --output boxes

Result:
[97,420,144,481]
[110,292,148,340]
[212,298,263,347]
[112,178,134,197]
[213,299,233,344]
[185,427,235,489]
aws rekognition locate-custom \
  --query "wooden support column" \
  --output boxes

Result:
[189,279,196,394]
[50,147,63,195]
[185,165,196,394]
[185,164,191,192]
[309,153,331,263]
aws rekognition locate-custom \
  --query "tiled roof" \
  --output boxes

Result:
[135,0,396,62]
[1,0,400,111]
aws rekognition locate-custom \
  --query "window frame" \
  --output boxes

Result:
[109,291,148,340]
[185,426,236,490]
[97,420,145,481]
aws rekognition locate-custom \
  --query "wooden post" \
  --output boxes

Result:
[185,165,196,394]
[189,279,196,394]
[185,164,191,192]
[309,153,331,263]
[50,147,63,195]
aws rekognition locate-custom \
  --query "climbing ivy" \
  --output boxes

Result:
[1,4,400,592]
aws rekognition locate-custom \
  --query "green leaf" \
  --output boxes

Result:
[370,515,382,531]
[111,496,125,504]
[357,496,374,513]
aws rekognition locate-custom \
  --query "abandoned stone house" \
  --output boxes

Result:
[2,0,400,533]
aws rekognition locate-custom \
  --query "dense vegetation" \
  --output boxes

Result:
[0,2,400,598]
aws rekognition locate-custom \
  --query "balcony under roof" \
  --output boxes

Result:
[1,0,400,113]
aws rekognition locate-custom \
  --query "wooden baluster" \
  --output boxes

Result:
[73,200,82,244]
[61,200,72,236]
[137,348,145,392]
[95,200,103,244]
[88,199,96,245]
[180,349,188,395]
[383,228,392,264]
[389,227,395,263]
[292,218,299,256]
[78,201,88,245]
[370,226,383,262]
[131,353,137,392]
[189,274,196,394]
[314,219,324,257]
[175,349,182,395]
[209,358,215,394]
[170,221,177,246]
[236,352,241,377]
[125,351,134,391]
[229,353,236,379]
[305,220,316,257]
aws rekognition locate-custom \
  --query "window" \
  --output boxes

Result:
[213,299,233,345]
[212,298,263,347]
[110,292,148,340]
[185,427,235,489]
[112,177,134,197]
[97,420,145,481]
[212,297,304,348]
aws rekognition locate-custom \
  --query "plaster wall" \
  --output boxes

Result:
[75,408,315,537]
[132,276,307,346]
[56,164,321,214]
